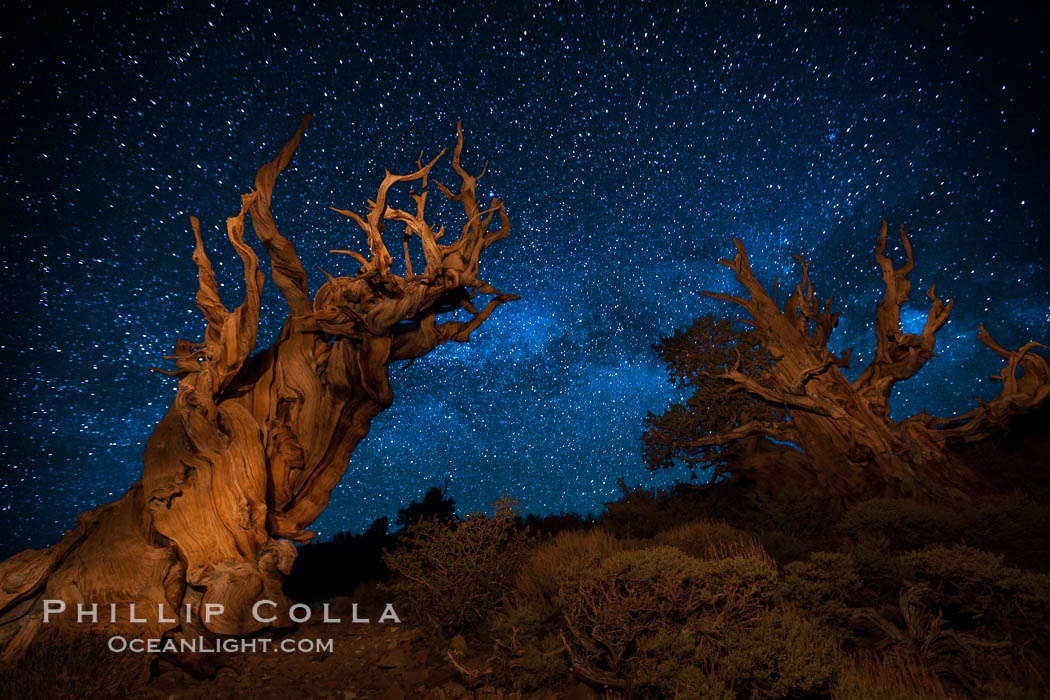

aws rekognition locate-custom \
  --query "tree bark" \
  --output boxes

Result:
[0,115,517,661]
[700,222,1049,504]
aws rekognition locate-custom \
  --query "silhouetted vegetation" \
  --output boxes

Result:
[643,316,782,478]
[283,515,395,604]
[286,484,460,604]
[383,495,529,634]
[396,484,457,529]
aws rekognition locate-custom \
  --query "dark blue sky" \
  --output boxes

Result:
[2,1,1047,557]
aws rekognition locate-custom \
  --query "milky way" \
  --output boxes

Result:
[2,1,1046,556]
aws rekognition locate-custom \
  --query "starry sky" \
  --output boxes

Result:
[2,1,1047,558]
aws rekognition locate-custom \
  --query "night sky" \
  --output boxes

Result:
[2,1,1047,558]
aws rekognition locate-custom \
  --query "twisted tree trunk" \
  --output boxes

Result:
[0,115,517,661]
[698,223,1049,503]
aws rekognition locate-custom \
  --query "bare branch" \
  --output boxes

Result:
[716,365,845,418]
[853,222,953,418]
[933,325,1050,442]
[700,290,753,312]
[389,293,519,362]
[330,150,447,279]
[678,418,801,450]
[246,113,313,315]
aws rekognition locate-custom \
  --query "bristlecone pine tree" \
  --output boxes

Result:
[0,115,516,661]
[644,225,1049,504]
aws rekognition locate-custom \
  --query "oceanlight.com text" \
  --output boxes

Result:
[107,636,334,654]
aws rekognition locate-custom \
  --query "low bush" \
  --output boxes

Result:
[395,484,456,529]
[654,518,760,560]
[514,528,623,604]
[493,529,624,689]
[558,545,780,695]
[850,533,906,595]
[839,493,1050,563]
[832,652,958,700]
[599,480,704,539]
[745,486,833,539]
[742,486,839,563]
[838,498,963,551]
[382,494,528,634]
[720,606,838,697]
[781,551,866,635]
[901,545,1050,654]
[966,491,1050,557]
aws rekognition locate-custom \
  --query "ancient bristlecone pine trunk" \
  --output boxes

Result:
[0,115,517,660]
[693,225,1049,502]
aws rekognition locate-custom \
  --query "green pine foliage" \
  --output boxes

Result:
[642,316,784,476]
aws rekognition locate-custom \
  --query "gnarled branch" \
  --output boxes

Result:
[853,221,954,417]
[245,113,313,315]
[319,122,514,347]
[932,324,1050,442]
[0,116,517,664]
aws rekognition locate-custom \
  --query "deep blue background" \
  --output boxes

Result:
[1,1,1047,557]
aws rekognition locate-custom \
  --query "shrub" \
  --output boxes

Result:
[599,479,702,539]
[519,512,593,538]
[966,492,1050,555]
[382,494,528,633]
[839,498,963,551]
[850,533,906,595]
[654,518,761,560]
[902,545,1006,615]
[493,529,624,689]
[514,528,623,605]
[851,584,1015,690]
[395,484,456,529]
[746,486,834,539]
[746,486,838,562]
[502,533,845,697]
[832,652,958,700]
[901,545,1050,653]
[781,551,865,635]
[558,545,779,695]
[846,546,1050,693]
[721,606,838,697]
[972,680,1045,700]
[838,493,1050,559]
[511,629,570,689]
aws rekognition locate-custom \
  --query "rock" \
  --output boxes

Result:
[449,635,469,655]
[475,687,522,700]
[376,647,410,669]
[442,681,468,698]
[566,682,599,700]
[379,684,405,700]
[404,668,429,685]
[528,691,560,700]
[327,596,356,618]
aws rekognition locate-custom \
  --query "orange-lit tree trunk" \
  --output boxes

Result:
[0,115,516,661]
[693,224,1049,503]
